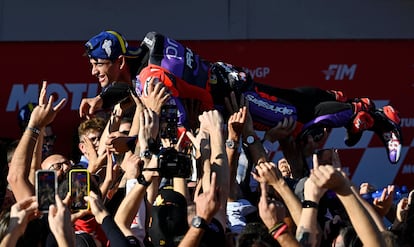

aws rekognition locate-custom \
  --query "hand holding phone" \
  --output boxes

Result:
[316,148,341,169]
[69,169,90,211]
[36,170,57,213]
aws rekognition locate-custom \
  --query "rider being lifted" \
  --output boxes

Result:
[81,30,402,165]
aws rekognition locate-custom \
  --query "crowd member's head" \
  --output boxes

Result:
[84,30,141,89]
[331,224,362,247]
[277,158,292,178]
[149,186,189,246]
[41,154,73,182]
[236,222,278,247]
[78,117,106,151]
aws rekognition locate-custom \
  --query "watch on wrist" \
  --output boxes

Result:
[191,216,209,230]
[244,135,259,146]
[140,149,153,159]
[136,174,151,187]
[225,139,238,149]
[302,200,319,209]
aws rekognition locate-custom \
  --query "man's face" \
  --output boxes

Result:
[41,154,72,181]
[79,130,102,152]
[278,158,292,178]
[89,58,120,88]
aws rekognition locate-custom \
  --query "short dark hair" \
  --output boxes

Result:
[236,222,278,247]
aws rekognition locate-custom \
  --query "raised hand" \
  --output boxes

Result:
[29,81,66,128]
[258,182,286,229]
[252,161,283,187]
[194,172,221,223]
[140,77,171,115]
[79,96,103,119]
[48,195,75,246]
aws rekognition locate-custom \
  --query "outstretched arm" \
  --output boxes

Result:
[8,81,66,202]
[309,156,386,247]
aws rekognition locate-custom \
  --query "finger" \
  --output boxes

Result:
[147,77,155,94]
[62,192,71,206]
[208,172,217,198]
[106,149,113,168]
[54,98,67,112]
[408,190,414,205]
[282,118,288,128]
[332,149,341,169]
[39,80,47,106]
[48,204,57,217]
[312,153,320,170]
[185,131,196,145]
[259,182,268,203]
[18,196,37,209]
[251,171,260,182]
[379,188,387,201]
[26,199,39,212]
[176,131,186,151]
[53,194,64,210]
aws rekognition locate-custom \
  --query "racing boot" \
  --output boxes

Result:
[344,98,376,146]
[369,105,402,164]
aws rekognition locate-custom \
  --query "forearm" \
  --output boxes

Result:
[243,131,267,165]
[296,208,320,247]
[173,177,190,203]
[351,186,386,231]
[337,188,386,247]
[0,229,22,247]
[114,180,147,234]
[54,231,75,247]
[8,129,38,201]
[209,130,230,228]
[276,231,301,247]
[227,149,241,201]
[271,182,302,225]
[29,129,44,186]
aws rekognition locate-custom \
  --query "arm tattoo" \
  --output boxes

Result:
[296,226,313,247]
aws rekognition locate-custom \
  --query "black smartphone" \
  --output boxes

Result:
[160,104,178,143]
[69,169,90,211]
[35,170,57,213]
[316,148,334,165]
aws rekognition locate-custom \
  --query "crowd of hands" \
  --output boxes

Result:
[2,79,414,247]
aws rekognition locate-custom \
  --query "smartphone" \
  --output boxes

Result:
[69,169,90,211]
[160,104,178,143]
[35,170,57,213]
[316,148,334,165]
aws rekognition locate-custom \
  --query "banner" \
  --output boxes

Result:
[1,40,413,190]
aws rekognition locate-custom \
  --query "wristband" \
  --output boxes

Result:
[302,200,319,209]
[26,126,40,135]
[136,174,151,187]
[268,222,285,235]
[273,223,288,239]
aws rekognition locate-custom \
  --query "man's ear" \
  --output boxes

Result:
[78,142,86,153]
[118,55,126,70]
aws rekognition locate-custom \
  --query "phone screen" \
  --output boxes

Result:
[69,169,90,211]
[36,170,57,212]
[160,104,178,143]
[316,148,334,165]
